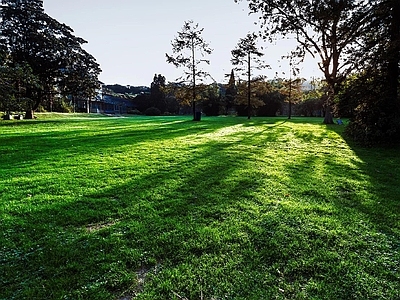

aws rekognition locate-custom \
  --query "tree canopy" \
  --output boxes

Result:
[0,0,101,118]
[236,0,376,123]
[237,0,400,145]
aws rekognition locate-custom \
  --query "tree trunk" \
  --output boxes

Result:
[323,84,335,124]
[386,0,400,115]
[192,86,196,120]
[247,52,251,120]
[192,37,197,121]
[323,106,334,124]
[288,79,292,119]
[25,90,41,119]
[25,109,35,119]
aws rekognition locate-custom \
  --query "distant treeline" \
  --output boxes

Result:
[104,84,150,95]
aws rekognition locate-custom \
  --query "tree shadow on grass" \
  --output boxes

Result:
[1,117,277,299]
[0,117,227,170]
[250,123,400,299]
[3,117,398,299]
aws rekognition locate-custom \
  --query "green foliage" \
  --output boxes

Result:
[128,109,143,115]
[132,94,152,113]
[165,20,213,75]
[338,0,400,145]
[0,0,101,116]
[224,69,237,113]
[239,0,400,131]
[296,98,324,117]
[238,0,370,78]
[231,32,264,69]
[237,0,377,123]
[150,74,167,113]
[0,62,39,114]
[257,90,283,116]
[54,99,74,113]
[1,114,399,299]
[199,83,222,116]
[105,84,150,95]
[297,79,325,117]
[340,72,400,145]
[164,83,196,114]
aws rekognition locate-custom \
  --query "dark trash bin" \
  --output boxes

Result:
[194,112,201,121]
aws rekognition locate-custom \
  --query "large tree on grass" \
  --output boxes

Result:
[236,0,374,124]
[0,0,101,118]
[231,32,265,119]
[166,20,213,120]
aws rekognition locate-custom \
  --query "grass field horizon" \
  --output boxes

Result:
[1,114,399,299]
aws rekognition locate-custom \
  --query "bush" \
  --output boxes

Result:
[257,92,283,117]
[346,106,400,146]
[144,107,161,116]
[340,72,400,146]
[57,100,73,113]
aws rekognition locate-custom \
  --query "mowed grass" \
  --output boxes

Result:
[0,114,399,300]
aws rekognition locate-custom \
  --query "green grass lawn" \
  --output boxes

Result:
[1,114,399,299]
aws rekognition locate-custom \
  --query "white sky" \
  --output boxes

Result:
[43,0,321,87]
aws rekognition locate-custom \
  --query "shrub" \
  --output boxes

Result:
[339,72,400,145]
[144,107,161,116]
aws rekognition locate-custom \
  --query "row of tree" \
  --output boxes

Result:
[166,21,269,121]
[119,71,325,119]
[166,0,400,144]
[0,0,101,119]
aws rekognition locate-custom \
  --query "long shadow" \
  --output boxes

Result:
[251,122,400,298]
[169,118,400,298]
[0,117,291,175]
[280,121,400,236]
[321,125,400,235]
[0,117,320,299]
[339,136,400,234]
[0,117,236,170]
[1,123,268,299]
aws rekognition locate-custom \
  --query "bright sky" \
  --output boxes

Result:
[43,0,321,87]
